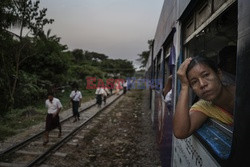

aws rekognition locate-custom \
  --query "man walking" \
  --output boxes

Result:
[95,86,104,107]
[44,92,62,145]
[70,86,82,122]
[123,80,127,94]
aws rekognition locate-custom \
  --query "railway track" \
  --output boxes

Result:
[0,92,123,167]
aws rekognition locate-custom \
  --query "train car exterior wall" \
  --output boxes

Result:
[148,0,244,166]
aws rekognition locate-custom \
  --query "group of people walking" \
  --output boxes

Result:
[43,80,128,145]
[95,86,110,107]
[43,85,82,145]
[96,80,128,107]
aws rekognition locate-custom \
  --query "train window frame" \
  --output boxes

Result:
[154,52,162,90]
[156,54,161,79]
[185,53,235,162]
[180,2,237,163]
[194,118,233,162]
[197,1,209,15]
[164,45,171,87]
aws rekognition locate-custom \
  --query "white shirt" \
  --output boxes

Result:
[103,88,110,96]
[70,90,82,101]
[123,82,127,87]
[164,89,172,104]
[95,87,105,95]
[45,98,62,114]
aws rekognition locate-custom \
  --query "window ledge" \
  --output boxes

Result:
[195,119,233,160]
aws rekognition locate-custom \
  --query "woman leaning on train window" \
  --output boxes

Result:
[173,56,235,139]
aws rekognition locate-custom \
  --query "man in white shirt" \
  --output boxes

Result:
[123,80,128,94]
[103,87,110,105]
[70,86,82,122]
[44,92,62,145]
[95,86,105,107]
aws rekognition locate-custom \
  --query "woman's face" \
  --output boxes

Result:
[187,63,222,101]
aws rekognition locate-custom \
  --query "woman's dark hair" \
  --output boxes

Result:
[186,56,219,104]
[186,56,219,79]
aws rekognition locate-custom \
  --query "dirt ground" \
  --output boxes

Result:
[47,90,161,167]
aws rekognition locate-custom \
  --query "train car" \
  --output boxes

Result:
[147,0,250,166]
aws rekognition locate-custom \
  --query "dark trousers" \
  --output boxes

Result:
[123,87,127,94]
[72,101,80,118]
[103,95,107,104]
[96,94,102,106]
[45,114,61,131]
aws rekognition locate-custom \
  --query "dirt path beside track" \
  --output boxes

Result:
[46,90,161,166]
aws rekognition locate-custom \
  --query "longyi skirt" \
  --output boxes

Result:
[45,114,60,131]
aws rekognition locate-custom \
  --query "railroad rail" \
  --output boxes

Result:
[0,92,123,167]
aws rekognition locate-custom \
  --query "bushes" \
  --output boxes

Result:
[0,107,45,141]
[14,71,47,108]
[0,125,16,141]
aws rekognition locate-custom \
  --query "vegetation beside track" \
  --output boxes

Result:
[0,89,95,141]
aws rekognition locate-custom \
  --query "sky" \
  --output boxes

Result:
[40,0,164,69]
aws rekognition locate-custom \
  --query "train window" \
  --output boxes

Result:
[164,46,171,83]
[152,59,156,89]
[195,0,211,28]
[194,119,233,160]
[164,57,170,80]
[155,53,162,90]
[213,0,227,12]
[153,59,156,81]
[182,3,237,162]
[183,16,195,41]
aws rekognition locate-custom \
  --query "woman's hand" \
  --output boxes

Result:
[177,57,192,87]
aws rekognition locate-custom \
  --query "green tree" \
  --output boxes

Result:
[0,0,19,114]
[100,59,135,78]
[21,30,69,87]
[10,0,54,101]
[0,0,54,113]
[0,0,15,32]
[137,40,153,68]
[11,0,54,37]
[72,49,85,63]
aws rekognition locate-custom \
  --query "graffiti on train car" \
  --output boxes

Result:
[173,137,219,167]
[174,138,202,167]
[185,138,203,167]
[174,139,191,167]
[85,77,163,90]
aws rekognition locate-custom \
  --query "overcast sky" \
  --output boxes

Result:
[40,0,164,68]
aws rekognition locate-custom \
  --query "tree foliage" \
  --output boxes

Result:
[137,40,153,68]
[137,50,150,68]
[11,0,54,37]
[0,0,56,114]
[0,0,135,116]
